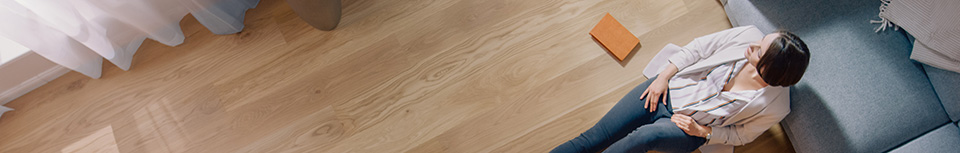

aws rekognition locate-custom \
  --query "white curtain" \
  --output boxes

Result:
[0,0,259,78]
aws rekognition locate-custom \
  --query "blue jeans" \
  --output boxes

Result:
[551,77,706,153]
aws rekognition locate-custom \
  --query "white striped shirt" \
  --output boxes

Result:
[669,59,760,126]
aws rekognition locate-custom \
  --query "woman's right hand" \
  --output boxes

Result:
[640,77,670,112]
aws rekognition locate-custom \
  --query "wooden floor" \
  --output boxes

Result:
[0,0,794,152]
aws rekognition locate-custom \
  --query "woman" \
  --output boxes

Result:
[551,25,810,153]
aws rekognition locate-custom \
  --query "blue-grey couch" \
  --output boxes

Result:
[722,0,960,152]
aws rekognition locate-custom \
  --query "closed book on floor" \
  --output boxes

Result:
[590,13,640,61]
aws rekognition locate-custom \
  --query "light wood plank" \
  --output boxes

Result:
[0,0,794,152]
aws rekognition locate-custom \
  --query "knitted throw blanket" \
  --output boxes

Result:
[874,0,960,73]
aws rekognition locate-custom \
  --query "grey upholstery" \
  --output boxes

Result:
[722,0,775,33]
[724,0,954,152]
[924,64,960,122]
[888,123,960,153]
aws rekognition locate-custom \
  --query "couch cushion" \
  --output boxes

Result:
[923,64,960,122]
[724,0,950,152]
[723,0,776,33]
[888,123,960,153]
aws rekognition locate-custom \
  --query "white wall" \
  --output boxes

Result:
[0,36,30,63]
[0,52,68,105]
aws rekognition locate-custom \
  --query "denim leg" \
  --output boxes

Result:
[551,77,672,153]
[601,118,706,153]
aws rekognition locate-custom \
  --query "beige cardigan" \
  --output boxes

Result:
[664,25,791,153]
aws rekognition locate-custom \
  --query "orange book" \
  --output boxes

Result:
[590,13,640,61]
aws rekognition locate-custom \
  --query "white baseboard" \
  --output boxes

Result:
[0,65,69,105]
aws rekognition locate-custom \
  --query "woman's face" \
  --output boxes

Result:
[745,33,781,66]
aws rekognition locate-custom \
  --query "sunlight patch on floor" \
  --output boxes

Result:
[61,125,120,153]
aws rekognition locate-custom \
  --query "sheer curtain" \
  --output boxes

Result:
[0,0,259,78]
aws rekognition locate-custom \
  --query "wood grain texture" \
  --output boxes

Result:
[0,0,794,152]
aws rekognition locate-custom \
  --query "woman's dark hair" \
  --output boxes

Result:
[756,31,810,86]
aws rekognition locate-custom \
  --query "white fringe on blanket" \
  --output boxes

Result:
[870,0,899,32]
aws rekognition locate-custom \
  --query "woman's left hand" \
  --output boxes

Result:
[671,114,712,138]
